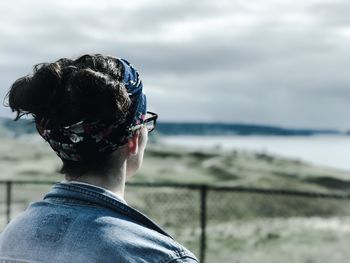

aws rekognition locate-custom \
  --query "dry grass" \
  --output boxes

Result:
[2,135,350,262]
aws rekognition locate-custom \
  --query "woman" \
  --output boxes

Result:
[0,54,199,263]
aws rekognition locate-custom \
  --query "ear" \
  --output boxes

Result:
[127,132,139,155]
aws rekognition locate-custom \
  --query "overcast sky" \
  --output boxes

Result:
[1,0,350,129]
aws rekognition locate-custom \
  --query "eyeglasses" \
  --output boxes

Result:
[144,111,158,132]
[129,111,158,133]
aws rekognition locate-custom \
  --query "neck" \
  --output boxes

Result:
[65,153,127,199]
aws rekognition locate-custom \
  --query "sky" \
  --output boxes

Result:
[1,0,350,129]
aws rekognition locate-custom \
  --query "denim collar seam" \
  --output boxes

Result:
[0,258,42,263]
[46,197,99,207]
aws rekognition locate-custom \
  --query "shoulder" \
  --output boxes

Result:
[92,216,199,263]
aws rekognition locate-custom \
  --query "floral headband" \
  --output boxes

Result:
[36,58,147,162]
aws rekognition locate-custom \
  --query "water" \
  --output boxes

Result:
[160,135,350,172]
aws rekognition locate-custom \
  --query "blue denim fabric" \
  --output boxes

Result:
[0,182,199,263]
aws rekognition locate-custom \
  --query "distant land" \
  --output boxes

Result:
[156,122,343,136]
[0,117,345,137]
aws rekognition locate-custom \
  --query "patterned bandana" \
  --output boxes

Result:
[36,58,147,162]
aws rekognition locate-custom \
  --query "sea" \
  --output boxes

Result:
[160,135,350,172]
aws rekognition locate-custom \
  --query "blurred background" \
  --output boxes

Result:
[1,0,350,262]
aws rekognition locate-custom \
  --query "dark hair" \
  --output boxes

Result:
[5,54,132,175]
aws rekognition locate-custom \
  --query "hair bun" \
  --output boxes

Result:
[6,54,130,127]
[7,62,67,121]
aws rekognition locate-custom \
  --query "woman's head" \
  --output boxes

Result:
[6,54,151,176]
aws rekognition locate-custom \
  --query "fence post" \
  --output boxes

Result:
[6,181,12,224]
[200,185,207,263]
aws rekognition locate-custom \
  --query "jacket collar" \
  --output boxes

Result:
[62,180,126,204]
[44,182,172,239]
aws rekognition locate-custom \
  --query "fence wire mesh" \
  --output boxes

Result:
[126,186,201,257]
[206,190,350,263]
[1,181,350,263]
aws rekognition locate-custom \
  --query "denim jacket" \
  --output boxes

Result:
[0,182,199,263]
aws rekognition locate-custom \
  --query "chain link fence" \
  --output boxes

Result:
[2,181,350,263]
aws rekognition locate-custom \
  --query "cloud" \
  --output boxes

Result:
[0,0,349,129]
